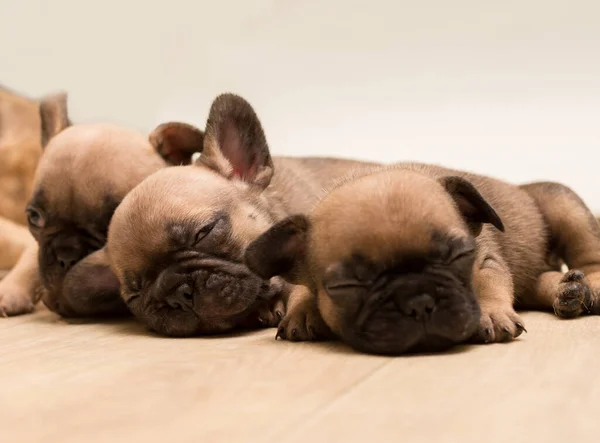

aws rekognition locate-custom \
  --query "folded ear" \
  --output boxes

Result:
[39,92,70,148]
[149,122,205,166]
[199,93,274,188]
[244,215,310,285]
[439,176,504,236]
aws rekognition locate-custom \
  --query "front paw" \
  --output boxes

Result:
[0,284,35,317]
[276,300,330,342]
[474,304,526,343]
[256,297,286,328]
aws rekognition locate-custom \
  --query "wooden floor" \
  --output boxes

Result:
[1,305,599,443]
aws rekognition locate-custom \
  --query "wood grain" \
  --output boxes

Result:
[0,308,598,443]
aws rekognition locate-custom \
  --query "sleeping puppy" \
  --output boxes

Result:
[3,94,169,317]
[0,86,61,316]
[107,93,377,336]
[0,88,63,315]
[244,163,600,355]
[0,85,46,232]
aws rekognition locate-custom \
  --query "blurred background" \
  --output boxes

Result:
[1,0,599,208]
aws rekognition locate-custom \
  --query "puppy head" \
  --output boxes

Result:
[26,95,166,316]
[245,169,504,355]
[107,93,283,336]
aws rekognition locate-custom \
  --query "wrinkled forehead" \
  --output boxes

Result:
[309,214,437,271]
[108,166,239,272]
[31,124,164,211]
[308,175,466,271]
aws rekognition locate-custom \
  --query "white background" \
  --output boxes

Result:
[2,0,599,209]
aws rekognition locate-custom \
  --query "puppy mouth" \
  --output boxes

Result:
[128,257,281,336]
[339,284,480,355]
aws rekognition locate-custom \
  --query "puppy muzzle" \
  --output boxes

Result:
[130,257,281,337]
[340,276,481,355]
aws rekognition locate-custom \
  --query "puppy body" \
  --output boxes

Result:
[29,122,167,316]
[0,86,44,226]
[0,86,61,314]
[245,163,600,354]
[1,93,169,317]
[108,94,376,336]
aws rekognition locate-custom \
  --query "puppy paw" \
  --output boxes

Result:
[276,300,330,342]
[474,305,526,343]
[256,298,286,328]
[553,270,593,318]
[0,283,35,317]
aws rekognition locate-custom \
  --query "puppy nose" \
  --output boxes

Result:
[167,283,194,310]
[55,248,83,270]
[399,293,435,320]
[176,283,194,301]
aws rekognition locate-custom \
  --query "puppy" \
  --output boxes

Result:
[0,85,46,226]
[244,163,600,355]
[107,93,376,336]
[0,86,54,272]
[3,94,169,317]
[0,86,63,315]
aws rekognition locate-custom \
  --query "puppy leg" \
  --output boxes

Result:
[276,285,332,342]
[254,277,288,328]
[0,243,42,316]
[0,217,33,269]
[238,277,288,329]
[472,255,525,343]
[521,182,600,318]
[533,270,592,318]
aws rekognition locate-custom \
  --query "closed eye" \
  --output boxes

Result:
[195,218,219,244]
[326,280,365,291]
[447,248,475,264]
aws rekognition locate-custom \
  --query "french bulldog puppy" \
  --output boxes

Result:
[0,85,46,229]
[107,93,376,336]
[4,94,168,317]
[0,85,58,278]
[0,86,63,315]
[244,164,600,355]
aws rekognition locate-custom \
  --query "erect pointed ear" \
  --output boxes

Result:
[244,215,310,285]
[199,93,274,189]
[149,122,205,166]
[439,176,504,236]
[39,92,71,148]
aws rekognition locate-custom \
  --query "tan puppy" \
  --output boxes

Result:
[107,93,376,336]
[0,86,55,272]
[0,86,63,315]
[244,164,600,354]
[0,85,45,226]
[2,95,169,317]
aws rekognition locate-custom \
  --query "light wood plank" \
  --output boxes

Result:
[281,312,600,443]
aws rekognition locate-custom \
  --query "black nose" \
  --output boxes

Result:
[398,293,435,320]
[167,283,194,310]
[55,248,83,270]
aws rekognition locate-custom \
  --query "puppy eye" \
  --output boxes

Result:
[26,207,45,229]
[195,218,219,244]
[447,248,475,264]
[326,281,364,290]
[325,280,366,294]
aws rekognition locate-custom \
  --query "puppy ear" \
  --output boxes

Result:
[199,93,274,188]
[39,92,71,148]
[149,122,205,166]
[439,176,504,236]
[244,215,310,284]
